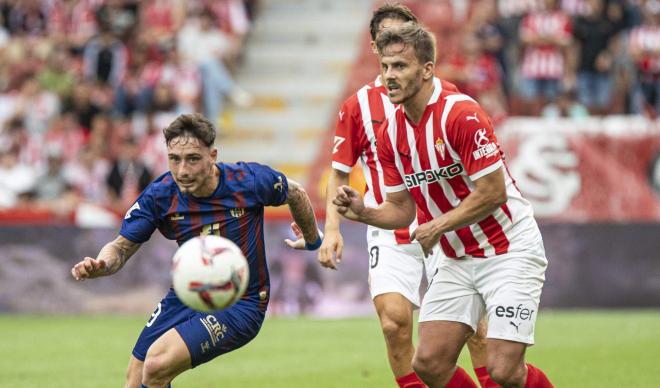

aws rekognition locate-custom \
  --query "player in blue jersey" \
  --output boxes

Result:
[70,113,322,388]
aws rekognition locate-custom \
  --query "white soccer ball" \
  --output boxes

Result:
[172,235,249,312]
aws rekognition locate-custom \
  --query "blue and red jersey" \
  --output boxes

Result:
[120,161,288,310]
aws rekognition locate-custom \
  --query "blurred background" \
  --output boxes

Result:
[0,0,658,317]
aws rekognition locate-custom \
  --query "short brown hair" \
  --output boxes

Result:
[375,22,436,65]
[163,113,216,147]
[369,2,417,41]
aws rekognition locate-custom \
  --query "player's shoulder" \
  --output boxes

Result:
[143,171,178,198]
[221,161,280,184]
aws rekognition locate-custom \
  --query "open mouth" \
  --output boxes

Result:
[387,84,400,93]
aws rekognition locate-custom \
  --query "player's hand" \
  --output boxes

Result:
[332,185,365,221]
[71,257,108,281]
[410,222,441,257]
[317,229,343,270]
[284,222,323,250]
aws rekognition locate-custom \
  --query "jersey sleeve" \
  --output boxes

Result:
[331,97,363,173]
[376,121,406,193]
[446,101,503,181]
[119,185,159,243]
[249,163,289,206]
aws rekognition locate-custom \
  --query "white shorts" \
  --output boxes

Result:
[418,241,547,345]
[367,232,439,308]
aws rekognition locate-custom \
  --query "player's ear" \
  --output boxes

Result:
[423,61,434,80]
[370,40,378,55]
[210,147,218,161]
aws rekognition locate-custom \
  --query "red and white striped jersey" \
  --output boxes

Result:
[519,11,572,79]
[332,76,450,244]
[377,79,540,259]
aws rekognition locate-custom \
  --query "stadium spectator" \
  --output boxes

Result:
[0,146,36,208]
[572,0,620,114]
[64,145,110,203]
[629,0,660,116]
[177,9,251,129]
[82,29,128,87]
[541,87,590,118]
[439,33,508,121]
[106,136,153,210]
[37,48,76,99]
[517,0,573,115]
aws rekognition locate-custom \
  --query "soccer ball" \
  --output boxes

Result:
[172,235,249,312]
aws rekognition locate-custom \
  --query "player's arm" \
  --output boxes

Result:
[317,168,349,269]
[71,235,142,280]
[411,168,506,255]
[284,179,322,250]
[333,185,416,230]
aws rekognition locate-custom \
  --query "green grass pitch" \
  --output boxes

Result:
[1,310,659,387]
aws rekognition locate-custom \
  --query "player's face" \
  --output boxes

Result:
[380,43,425,104]
[167,136,218,196]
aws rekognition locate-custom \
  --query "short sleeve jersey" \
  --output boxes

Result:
[120,162,288,309]
[377,81,538,259]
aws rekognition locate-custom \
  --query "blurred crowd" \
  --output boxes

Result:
[2,0,660,219]
[0,0,257,217]
[429,0,660,120]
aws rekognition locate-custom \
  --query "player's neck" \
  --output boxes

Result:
[403,80,434,125]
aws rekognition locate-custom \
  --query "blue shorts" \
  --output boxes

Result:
[132,288,266,368]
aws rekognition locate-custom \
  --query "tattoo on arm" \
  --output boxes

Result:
[98,236,141,275]
[286,179,320,243]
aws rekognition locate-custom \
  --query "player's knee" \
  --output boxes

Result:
[142,355,172,386]
[487,361,526,386]
[380,314,411,344]
[412,349,453,380]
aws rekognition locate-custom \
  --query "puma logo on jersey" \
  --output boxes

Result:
[466,112,479,123]
[333,136,346,154]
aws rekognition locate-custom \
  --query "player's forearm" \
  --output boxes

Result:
[430,187,506,235]
[287,180,320,243]
[324,170,349,233]
[358,199,415,230]
[97,236,141,275]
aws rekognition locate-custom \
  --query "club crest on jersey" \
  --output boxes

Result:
[404,162,464,188]
[230,208,245,218]
[434,138,446,159]
[472,128,498,160]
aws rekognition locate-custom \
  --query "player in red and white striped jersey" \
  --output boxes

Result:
[334,23,553,388]
[316,4,492,388]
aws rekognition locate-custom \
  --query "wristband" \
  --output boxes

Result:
[305,236,323,251]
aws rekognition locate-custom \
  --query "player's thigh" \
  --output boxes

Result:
[368,241,425,307]
[175,299,266,368]
[477,248,547,345]
[419,256,484,332]
[125,355,144,388]
[145,327,192,378]
[416,320,473,365]
[373,292,415,333]
[486,337,527,372]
